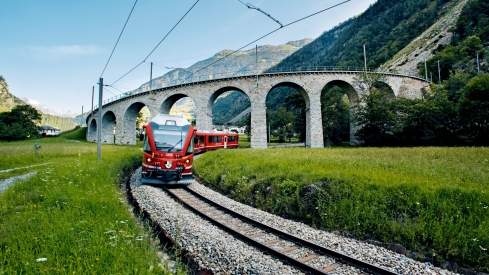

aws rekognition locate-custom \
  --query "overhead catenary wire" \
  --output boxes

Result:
[188,0,353,80]
[110,0,201,86]
[236,0,283,28]
[99,0,139,78]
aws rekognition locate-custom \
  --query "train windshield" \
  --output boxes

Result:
[151,123,190,152]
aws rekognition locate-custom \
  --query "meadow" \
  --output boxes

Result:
[0,129,177,274]
[194,147,489,272]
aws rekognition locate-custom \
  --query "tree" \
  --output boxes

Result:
[0,105,41,141]
[459,74,489,145]
[270,107,295,142]
[321,86,351,145]
[355,90,397,146]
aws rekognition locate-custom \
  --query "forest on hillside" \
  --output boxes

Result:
[271,0,452,70]
[338,0,488,146]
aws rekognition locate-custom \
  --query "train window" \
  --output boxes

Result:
[229,136,236,142]
[193,136,199,145]
[187,137,193,155]
[217,136,222,142]
[143,133,151,153]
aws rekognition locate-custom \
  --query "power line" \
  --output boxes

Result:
[236,0,283,28]
[103,85,120,96]
[110,0,201,86]
[188,0,352,80]
[99,0,139,78]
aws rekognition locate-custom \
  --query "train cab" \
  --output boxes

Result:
[141,114,194,185]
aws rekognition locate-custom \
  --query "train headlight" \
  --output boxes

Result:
[165,161,172,169]
[146,158,152,163]
[185,159,190,164]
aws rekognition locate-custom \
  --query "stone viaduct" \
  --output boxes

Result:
[86,71,429,148]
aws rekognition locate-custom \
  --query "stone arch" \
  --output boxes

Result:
[123,102,151,145]
[160,93,196,124]
[321,80,361,145]
[88,118,97,142]
[208,86,251,128]
[265,81,310,146]
[161,93,190,114]
[372,81,396,99]
[102,111,116,144]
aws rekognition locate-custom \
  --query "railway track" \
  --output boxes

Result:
[165,187,397,275]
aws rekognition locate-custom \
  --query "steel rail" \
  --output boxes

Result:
[166,186,398,275]
[165,187,329,274]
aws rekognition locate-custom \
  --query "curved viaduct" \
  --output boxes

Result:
[86,70,429,148]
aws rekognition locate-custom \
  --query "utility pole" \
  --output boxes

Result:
[424,60,428,81]
[150,61,153,92]
[437,60,441,84]
[363,44,368,75]
[91,86,94,116]
[268,122,271,143]
[477,52,480,74]
[97,78,103,161]
[81,105,84,126]
[255,45,259,87]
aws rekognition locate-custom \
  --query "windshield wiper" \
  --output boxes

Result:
[167,139,183,152]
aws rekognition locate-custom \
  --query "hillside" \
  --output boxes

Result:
[0,76,77,131]
[0,76,24,113]
[271,0,454,72]
[383,0,468,75]
[137,39,311,91]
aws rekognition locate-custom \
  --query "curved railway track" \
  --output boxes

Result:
[165,186,398,275]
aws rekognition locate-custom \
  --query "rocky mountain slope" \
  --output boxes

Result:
[136,39,311,91]
[383,0,468,75]
[0,76,24,113]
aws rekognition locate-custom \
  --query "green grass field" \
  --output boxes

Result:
[194,147,489,272]
[0,129,177,274]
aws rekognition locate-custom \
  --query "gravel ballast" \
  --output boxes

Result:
[130,168,456,274]
[188,181,457,275]
[131,168,304,274]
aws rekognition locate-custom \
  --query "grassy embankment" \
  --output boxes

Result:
[0,128,176,274]
[194,147,489,272]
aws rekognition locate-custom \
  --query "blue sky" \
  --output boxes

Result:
[0,0,376,116]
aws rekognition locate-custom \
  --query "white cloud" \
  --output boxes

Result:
[22,97,40,106]
[26,44,101,57]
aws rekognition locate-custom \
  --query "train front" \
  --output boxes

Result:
[141,114,194,185]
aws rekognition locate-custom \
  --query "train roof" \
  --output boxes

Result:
[151,114,190,127]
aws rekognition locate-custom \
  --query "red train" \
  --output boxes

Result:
[141,114,239,185]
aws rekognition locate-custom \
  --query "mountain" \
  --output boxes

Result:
[383,0,468,75]
[136,39,312,91]
[0,76,24,113]
[270,0,455,73]
[0,76,77,131]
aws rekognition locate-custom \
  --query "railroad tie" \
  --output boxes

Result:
[298,253,319,263]
[280,245,299,254]
[322,264,336,273]
[264,239,281,246]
